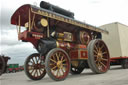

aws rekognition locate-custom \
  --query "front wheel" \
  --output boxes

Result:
[87,39,110,74]
[24,53,46,80]
[45,48,70,81]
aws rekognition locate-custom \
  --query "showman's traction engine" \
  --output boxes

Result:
[11,1,110,81]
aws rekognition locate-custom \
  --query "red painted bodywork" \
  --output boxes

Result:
[11,4,31,26]
[18,30,43,48]
[110,56,128,61]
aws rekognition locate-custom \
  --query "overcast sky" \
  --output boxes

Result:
[0,0,128,65]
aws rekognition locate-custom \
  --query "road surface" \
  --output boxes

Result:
[0,65,128,85]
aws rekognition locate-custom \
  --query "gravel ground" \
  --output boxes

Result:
[0,65,128,85]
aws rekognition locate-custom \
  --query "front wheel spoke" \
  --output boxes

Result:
[40,68,44,72]
[30,69,34,74]
[56,53,60,61]
[51,66,57,70]
[37,70,39,76]
[62,64,67,66]
[39,69,42,75]
[50,59,57,63]
[62,59,66,62]
[56,69,59,76]
[34,69,37,77]
[28,65,34,70]
[58,52,61,57]
[61,56,64,61]
[29,61,34,64]
[61,68,64,74]
[52,55,56,61]
[35,56,38,63]
[50,63,55,66]
[31,58,36,64]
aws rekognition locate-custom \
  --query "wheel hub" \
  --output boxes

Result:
[34,64,41,69]
[97,52,103,61]
[57,61,63,68]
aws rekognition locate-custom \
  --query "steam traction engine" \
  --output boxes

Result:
[11,1,110,81]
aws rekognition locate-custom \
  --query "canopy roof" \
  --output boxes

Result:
[11,4,108,34]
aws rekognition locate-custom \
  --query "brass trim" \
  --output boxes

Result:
[80,31,90,45]
[29,9,31,32]
[67,43,71,49]
[47,18,50,37]
[56,41,59,48]
[64,32,73,42]
[31,13,35,29]
[30,7,108,34]
[25,22,29,28]
[40,18,48,27]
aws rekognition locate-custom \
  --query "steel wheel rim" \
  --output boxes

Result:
[93,40,110,72]
[26,54,46,79]
[49,50,70,79]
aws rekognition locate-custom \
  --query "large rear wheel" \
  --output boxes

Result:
[24,53,46,80]
[0,56,5,76]
[45,48,70,81]
[87,39,110,74]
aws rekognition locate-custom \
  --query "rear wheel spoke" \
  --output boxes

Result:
[100,44,104,50]
[94,45,99,52]
[101,58,108,61]
[102,51,107,55]
[94,50,98,54]
[99,62,107,69]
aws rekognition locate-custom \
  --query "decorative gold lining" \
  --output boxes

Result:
[30,7,108,34]
[70,49,88,60]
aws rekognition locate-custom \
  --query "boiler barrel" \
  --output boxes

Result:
[40,1,74,18]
